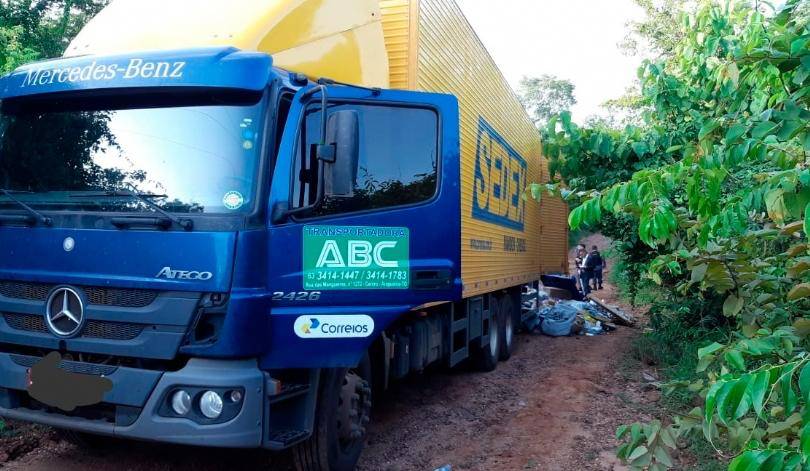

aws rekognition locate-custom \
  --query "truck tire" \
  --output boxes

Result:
[473,297,500,372]
[498,294,516,361]
[293,355,372,471]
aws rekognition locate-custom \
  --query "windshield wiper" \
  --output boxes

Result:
[70,188,194,231]
[0,189,53,227]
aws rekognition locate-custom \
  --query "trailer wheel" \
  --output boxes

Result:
[498,294,516,361]
[473,297,500,372]
[293,355,372,471]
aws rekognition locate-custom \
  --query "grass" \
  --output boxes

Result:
[684,433,728,471]
[610,258,731,470]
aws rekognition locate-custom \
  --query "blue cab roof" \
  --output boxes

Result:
[0,47,274,99]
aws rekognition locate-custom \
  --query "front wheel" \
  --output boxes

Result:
[293,356,372,471]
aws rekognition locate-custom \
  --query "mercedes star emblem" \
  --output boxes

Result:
[45,287,85,338]
[63,237,75,252]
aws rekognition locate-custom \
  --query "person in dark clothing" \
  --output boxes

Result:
[586,246,605,290]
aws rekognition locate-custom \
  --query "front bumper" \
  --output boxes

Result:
[0,354,265,448]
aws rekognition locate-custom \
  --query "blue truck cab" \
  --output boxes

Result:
[0,47,525,470]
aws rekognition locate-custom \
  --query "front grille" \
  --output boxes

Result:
[0,281,158,308]
[3,312,46,333]
[83,321,144,341]
[2,313,145,341]
[25,397,118,424]
[10,354,118,376]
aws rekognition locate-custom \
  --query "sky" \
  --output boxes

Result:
[455,0,647,123]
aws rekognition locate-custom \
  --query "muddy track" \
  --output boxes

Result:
[2,236,658,471]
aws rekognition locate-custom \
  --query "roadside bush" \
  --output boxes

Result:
[534,0,810,468]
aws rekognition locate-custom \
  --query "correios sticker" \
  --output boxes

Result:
[294,315,375,339]
[303,226,410,290]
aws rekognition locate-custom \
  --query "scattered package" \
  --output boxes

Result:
[522,297,631,337]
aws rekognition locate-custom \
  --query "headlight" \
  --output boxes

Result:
[199,391,223,419]
[171,390,192,416]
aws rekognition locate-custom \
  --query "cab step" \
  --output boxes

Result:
[267,429,310,449]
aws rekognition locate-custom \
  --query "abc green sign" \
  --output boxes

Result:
[303,226,410,290]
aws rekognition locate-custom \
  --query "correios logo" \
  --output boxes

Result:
[294,315,375,339]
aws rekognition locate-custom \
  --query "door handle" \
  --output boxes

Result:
[412,270,452,290]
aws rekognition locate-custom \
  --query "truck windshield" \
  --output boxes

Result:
[0,90,265,214]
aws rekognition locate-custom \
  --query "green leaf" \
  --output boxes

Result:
[752,121,778,139]
[627,445,649,462]
[791,36,809,57]
[781,365,798,414]
[760,451,785,471]
[724,349,745,370]
[730,450,768,471]
[726,124,748,143]
[777,120,803,141]
[652,445,674,467]
[765,189,788,224]
[560,110,572,130]
[799,362,810,401]
[631,141,649,157]
[750,371,769,416]
[568,205,584,230]
[801,423,810,457]
[704,380,724,425]
[787,283,810,301]
[723,293,744,317]
[717,377,750,424]
[804,202,810,238]
[691,264,709,284]
[698,342,724,359]
[699,119,721,140]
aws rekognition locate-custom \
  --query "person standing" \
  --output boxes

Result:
[579,245,593,295]
[574,244,587,293]
[586,246,605,291]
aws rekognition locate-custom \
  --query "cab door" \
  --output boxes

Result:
[264,85,460,368]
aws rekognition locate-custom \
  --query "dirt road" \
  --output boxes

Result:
[1,237,659,471]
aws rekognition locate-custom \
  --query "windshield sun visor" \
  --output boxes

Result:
[0,47,273,100]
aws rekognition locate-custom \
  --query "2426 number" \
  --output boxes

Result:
[271,291,322,302]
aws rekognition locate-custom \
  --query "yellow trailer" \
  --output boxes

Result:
[68,0,570,297]
[378,0,569,296]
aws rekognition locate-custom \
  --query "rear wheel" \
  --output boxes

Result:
[498,294,516,361]
[473,296,500,372]
[293,355,372,471]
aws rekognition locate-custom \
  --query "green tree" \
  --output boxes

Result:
[536,0,810,468]
[620,0,693,58]
[0,0,108,70]
[517,74,577,126]
[0,25,36,72]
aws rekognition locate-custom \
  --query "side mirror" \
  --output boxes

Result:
[323,110,360,198]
